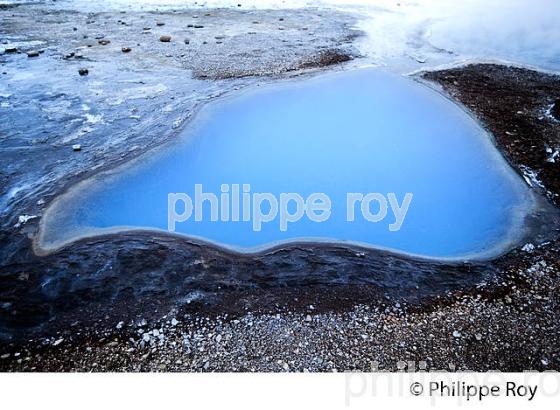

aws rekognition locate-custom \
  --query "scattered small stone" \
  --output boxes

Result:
[452,330,461,338]
[5,47,17,53]
[159,35,172,42]
[156,21,165,26]
[72,144,81,151]
[171,318,179,326]
[98,39,111,45]
[121,47,132,53]
[305,315,312,322]
[475,333,483,341]
[52,338,64,346]
[116,321,124,329]
[194,25,204,29]
[522,243,535,253]
[26,50,40,58]
[1,353,10,359]
[184,38,190,44]
[64,52,75,59]
[78,68,89,76]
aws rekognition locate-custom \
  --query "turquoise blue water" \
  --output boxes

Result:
[40,69,532,259]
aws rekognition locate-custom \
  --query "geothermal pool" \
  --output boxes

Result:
[38,69,534,259]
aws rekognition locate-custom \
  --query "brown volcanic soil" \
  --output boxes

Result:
[422,64,560,207]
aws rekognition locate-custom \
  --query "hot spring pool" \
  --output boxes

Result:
[37,69,535,259]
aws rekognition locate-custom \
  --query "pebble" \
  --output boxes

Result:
[121,47,132,53]
[72,144,82,151]
[522,243,535,253]
[53,338,64,346]
[98,40,111,46]
[184,38,190,44]
[475,333,483,341]
[156,21,165,26]
[159,35,172,42]
[452,330,461,338]
[26,50,40,58]
[78,68,89,76]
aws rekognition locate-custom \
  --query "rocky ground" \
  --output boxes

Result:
[1,2,560,372]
